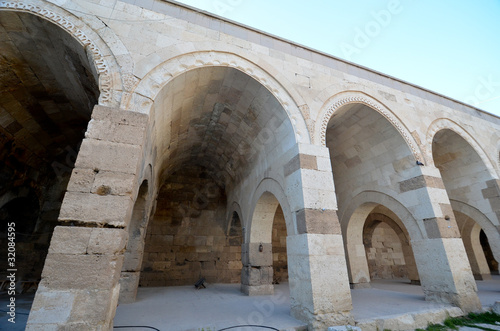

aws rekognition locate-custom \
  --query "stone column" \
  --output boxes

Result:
[26,106,148,330]
[284,144,353,329]
[241,243,274,295]
[399,168,481,313]
[26,227,127,330]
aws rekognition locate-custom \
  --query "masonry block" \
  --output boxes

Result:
[48,226,92,255]
[296,208,341,234]
[88,228,128,255]
[91,171,135,196]
[59,192,133,227]
[41,253,124,290]
[75,138,141,174]
[66,168,96,193]
[241,243,272,266]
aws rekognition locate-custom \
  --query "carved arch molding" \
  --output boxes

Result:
[0,1,114,105]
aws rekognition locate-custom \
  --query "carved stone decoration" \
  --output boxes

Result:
[0,1,113,105]
[319,95,421,161]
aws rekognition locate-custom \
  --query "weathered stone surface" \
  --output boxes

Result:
[296,208,341,234]
[423,216,461,238]
[88,228,128,255]
[59,192,133,227]
[41,254,123,290]
[48,226,92,255]
[119,272,141,304]
[75,139,141,174]
[91,105,149,127]
[91,171,135,196]
[66,168,96,193]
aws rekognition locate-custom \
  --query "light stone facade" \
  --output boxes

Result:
[0,0,499,330]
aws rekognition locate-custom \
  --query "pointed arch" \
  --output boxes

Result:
[315,91,423,162]
[126,50,310,144]
[0,0,129,107]
[426,118,498,178]
[450,199,500,263]
[247,178,295,243]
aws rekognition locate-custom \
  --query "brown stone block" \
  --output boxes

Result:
[41,253,123,290]
[423,217,461,239]
[399,175,426,193]
[75,138,141,174]
[482,186,499,199]
[48,226,92,255]
[284,153,318,176]
[399,175,445,193]
[296,208,341,234]
[59,192,133,227]
[439,204,454,221]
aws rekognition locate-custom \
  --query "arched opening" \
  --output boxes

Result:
[455,210,498,279]
[0,10,99,290]
[243,191,291,295]
[112,64,301,329]
[138,65,295,292]
[363,210,419,284]
[325,103,419,285]
[480,230,499,274]
[433,129,500,275]
[272,205,288,284]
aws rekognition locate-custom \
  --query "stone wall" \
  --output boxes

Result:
[272,206,288,283]
[365,222,407,279]
[140,166,242,286]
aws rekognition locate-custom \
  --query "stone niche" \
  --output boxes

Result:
[140,166,242,286]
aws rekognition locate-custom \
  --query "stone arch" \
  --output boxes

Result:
[341,191,424,241]
[340,191,423,285]
[450,199,500,267]
[0,0,126,107]
[126,51,310,144]
[363,213,420,282]
[426,118,498,177]
[315,91,423,162]
[455,213,492,279]
[242,179,293,296]
[247,178,295,243]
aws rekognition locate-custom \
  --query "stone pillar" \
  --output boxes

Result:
[241,243,274,295]
[26,227,127,330]
[284,144,353,329]
[26,106,148,329]
[400,168,481,312]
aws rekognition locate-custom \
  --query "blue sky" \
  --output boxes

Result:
[174,0,500,117]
